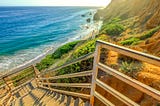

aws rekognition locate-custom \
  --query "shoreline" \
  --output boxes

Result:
[1,21,102,75]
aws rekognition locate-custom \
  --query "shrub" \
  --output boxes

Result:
[120,37,140,45]
[140,26,160,40]
[107,17,121,24]
[119,55,143,77]
[104,23,125,36]
[36,55,55,71]
[120,61,142,74]
[72,35,108,59]
[52,41,80,59]
[100,17,124,36]
[36,41,80,71]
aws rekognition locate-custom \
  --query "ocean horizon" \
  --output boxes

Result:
[0,6,99,72]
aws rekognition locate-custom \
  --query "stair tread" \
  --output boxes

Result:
[13,88,90,106]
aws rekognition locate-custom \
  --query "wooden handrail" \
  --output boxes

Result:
[39,52,94,75]
[39,70,93,80]
[40,82,91,88]
[94,91,115,106]
[11,78,34,93]
[0,66,32,79]
[98,62,160,101]
[96,79,139,106]
[97,40,160,67]
[90,40,160,106]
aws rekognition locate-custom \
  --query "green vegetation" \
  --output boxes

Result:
[36,41,79,71]
[119,55,143,77]
[72,35,108,59]
[36,55,55,71]
[11,67,35,86]
[53,35,108,83]
[120,37,141,45]
[120,61,142,74]
[107,17,122,24]
[140,26,160,40]
[100,18,125,36]
[52,41,80,59]
[0,81,4,86]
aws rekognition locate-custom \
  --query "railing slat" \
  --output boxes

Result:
[11,78,34,93]
[98,62,160,101]
[94,91,115,106]
[97,40,160,67]
[96,79,139,106]
[40,52,94,75]
[40,85,90,99]
[40,82,91,88]
[39,70,93,80]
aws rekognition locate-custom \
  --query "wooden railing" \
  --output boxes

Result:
[36,52,94,100]
[0,66,36,106]
[0,40,160,106]
[90,40,160,106]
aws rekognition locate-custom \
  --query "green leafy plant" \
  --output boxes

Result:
[101,23,125,36]
[36,54,55,71]
[100,17,125,36]
[36,41,80,71]
[140,26,160,40]
[105,23,125,36]
[52,41,80,59]
[120,60,142,74]
[120,37,141,45]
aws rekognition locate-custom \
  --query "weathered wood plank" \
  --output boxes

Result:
[39,70,93,80]
[98,62,160,101]
[96,79,139,106]
[40,82,91,88]
[97,40,160,67]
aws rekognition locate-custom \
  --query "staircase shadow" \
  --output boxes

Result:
[66,96,72,106]
[59,95,66,104]
[18,98,24,106]
[30,89,53,106]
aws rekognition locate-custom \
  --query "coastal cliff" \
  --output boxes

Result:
[94,0,160,29]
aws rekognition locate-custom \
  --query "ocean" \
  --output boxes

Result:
[0,6,99,72]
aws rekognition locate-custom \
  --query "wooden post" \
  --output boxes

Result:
[3,77,12,92]
[46,79,51,90]
[32,65,40,88]
[90,42,101,106]
[2,77,13,100]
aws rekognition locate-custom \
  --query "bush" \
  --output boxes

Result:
[107,17,121,24]
[120,61,142,74]
[36,41,80,71]
[36,55,55,71]
[52,41,80,59]
[120,37,140,45]
[119,55,143,78]
[100,17,124,36]
[104,23,125,36]
[72,35,108,59]
[140,26,160,40]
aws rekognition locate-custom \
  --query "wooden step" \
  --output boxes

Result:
[13,88,91,106]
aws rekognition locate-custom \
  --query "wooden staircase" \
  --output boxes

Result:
[0,40,160,106]
[13,87,90,106]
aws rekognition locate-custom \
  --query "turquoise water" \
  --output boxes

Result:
[0,7,98,72]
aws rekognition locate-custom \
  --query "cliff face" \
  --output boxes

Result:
[94,0,160,29]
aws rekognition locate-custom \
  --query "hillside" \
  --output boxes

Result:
[95,0,160,30]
